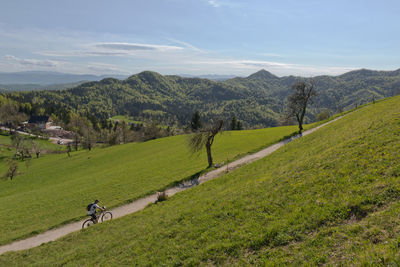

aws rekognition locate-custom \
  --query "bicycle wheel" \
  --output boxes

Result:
[82,219,94,229]
[101,211,113,222]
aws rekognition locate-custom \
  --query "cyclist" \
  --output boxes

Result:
[87,199,105,223]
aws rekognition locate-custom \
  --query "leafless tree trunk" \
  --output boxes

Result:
[286,80,317,133]
[188,120,224,168]
[205,139,213,167]
[67,143,72,157]
[31,141,41,158]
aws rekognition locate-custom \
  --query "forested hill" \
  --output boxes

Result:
[5,68,400,128]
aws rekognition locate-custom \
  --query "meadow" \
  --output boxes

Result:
[110,115,142,124]
[0,133,65,173]
[0,122,315,246]
[0,95,398,265]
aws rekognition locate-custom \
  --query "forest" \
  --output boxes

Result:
[1,68,399,130]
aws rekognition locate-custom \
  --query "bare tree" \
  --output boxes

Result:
[142,120,165,141]
[188,120,224,168]
[11,134,31,160]
[31,141,41,158]
[333,93,343,114]
[4,159,18,181]
[286,80,317,133]
[68,114,97,151]
[80,117,96,151]
[68,114,82,151]
[114,120,131,144]
[67,143,72,157]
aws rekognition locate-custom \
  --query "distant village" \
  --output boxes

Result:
[21,116,74,145]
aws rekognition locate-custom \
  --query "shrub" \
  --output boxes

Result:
[156,191,168,203]
[317,109,331,121]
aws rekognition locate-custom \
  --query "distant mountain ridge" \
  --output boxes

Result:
[179,74,237,81]
[0,82,86,92]
[0,71,128,85]
[4,68,400,128]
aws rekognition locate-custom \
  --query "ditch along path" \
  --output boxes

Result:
[0,116,343,255]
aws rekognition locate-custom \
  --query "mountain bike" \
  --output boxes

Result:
[82,206,113,229]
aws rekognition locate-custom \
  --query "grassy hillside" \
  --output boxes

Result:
[0,123,310,246]
[1,95,398,265]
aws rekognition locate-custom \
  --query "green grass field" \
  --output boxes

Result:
[1,95,398,265]
[0,133,64,150]
[0,122,315,246]
[0,133,65,173]
[110,115,142,124]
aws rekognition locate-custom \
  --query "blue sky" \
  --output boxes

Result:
[0,0,399,76]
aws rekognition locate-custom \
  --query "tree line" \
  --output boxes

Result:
[4,68,397,131]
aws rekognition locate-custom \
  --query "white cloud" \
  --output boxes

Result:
[206,0,242,8]
[84,62,130,74]
[208,0,220,7]
[1,53,357,77]
[181,58,357,77]
[94,42,183,52]
[167,38,206,53]
[258,53,285,58]
[1,55,129,75]
[38,42,184,58]
[3,55,60,68]
[0,26,357,76]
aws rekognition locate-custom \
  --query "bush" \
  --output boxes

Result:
[317,109,331,121]
[156,191,168,203]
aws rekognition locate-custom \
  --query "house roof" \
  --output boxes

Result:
[28,116,51,124]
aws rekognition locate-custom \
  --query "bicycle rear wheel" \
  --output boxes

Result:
[82,219,94,229]
[101,211,113,222]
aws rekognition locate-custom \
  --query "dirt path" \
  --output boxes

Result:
[0,117,342,255]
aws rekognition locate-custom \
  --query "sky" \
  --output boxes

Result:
[0,0,399,77]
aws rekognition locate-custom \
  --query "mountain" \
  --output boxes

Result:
[179,74,237,81]
[0,71,128,85]
[247,69,279,80]
[3,68,400,128]
[0,81,86,91]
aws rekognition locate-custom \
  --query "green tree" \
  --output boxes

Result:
[317,109,331,121]
[236,121,243,130]
[230,116,237,130]
[190,111,202,132]
[229,116,243,130]
[0,101,27,133]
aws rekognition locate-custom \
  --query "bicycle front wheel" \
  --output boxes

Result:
[101,211,113,222]
[82,219,94,229]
